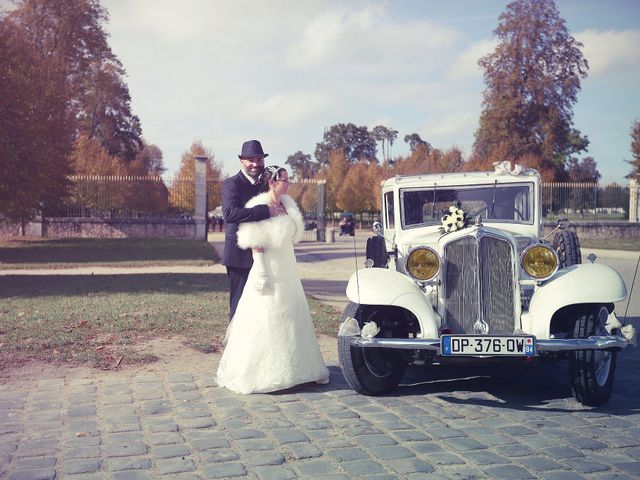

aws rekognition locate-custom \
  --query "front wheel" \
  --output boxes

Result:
[338,302,406,395]
[569,306,617,407]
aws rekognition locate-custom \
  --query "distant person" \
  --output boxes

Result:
[221,140,282,321]
[217,165,329,393]
[216,216,224,232]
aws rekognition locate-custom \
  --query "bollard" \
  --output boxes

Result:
[325,227,335,243]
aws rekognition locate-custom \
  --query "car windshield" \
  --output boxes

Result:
[400,182,534,228]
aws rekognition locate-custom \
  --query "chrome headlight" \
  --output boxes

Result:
[521,244,558,280]
[404,246,440,282]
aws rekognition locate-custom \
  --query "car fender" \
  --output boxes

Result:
[345,268,439,338]
[525,263,627,338]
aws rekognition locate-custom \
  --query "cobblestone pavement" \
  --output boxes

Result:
[1,233,639,479]
[1,349,639,480]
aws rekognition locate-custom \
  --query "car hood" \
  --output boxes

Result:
[395,224,537,257]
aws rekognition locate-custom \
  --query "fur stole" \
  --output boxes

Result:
[237,193,304,250]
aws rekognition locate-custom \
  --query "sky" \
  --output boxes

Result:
[101,0,640,185]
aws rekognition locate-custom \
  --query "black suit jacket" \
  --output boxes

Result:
[221,171,270,268]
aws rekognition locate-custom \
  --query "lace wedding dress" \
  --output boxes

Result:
[216,194,329,394]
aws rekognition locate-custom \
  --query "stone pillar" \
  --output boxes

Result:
[325,227,335,243]
[630,179,639,223]
[194,156,208,240]
[25,220,43,237]
[316,180,326,242]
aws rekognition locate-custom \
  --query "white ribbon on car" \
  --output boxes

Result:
[493,161,523,176]
[338,317,361,336]
[360,321,380,339]
[605,315,636,346]
[621,324,637,346]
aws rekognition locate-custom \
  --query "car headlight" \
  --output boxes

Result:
[404,246,440,282]
[521,244,558,280]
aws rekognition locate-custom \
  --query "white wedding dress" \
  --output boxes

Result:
[216,194,329,394]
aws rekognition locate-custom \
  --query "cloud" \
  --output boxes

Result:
[423,111,477,138]
[286,4,462,75]
[448,38,496,79]
[240,91,334,127]
[106,0,315,49]
[576,29,640,76]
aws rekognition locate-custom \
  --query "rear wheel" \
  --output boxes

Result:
[338,302,407,395]
[569,306,617,407]
[553,230,581,267]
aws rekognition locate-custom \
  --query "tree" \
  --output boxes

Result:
[372,125,399,163]
[314,123,377,166]
[70,134,127,175]
[9,0,143,162]
[0,16,74,227]
[77,58,143,162]
[365,162,384,211]
[564,156,601,213]
[473,0,589,180]
[566,157,601,183]
[130,142,165,176]
[404,133,431,154]
[67,135,171,217]
[337,163,371,213]
[285,151,319,180]
[626,120,640,180]
[464,143,559,181]
[391,145,464,176]
[171,141,223,213]
[324,151,350,211]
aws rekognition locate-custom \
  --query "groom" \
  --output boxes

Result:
[221,140,282,320]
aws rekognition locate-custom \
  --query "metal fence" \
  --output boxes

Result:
[55,177,633,224]
[541,182,630,223]
[57,176,320,220]
[58,176,221,219]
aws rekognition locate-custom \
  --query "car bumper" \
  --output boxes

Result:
[348,335,630,353]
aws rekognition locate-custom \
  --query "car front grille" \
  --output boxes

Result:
[443,234,515,334]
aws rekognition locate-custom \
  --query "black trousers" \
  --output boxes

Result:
[226,266,251,321]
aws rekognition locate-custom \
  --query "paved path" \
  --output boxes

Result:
[1,234,639,480]
[2,351,639,480]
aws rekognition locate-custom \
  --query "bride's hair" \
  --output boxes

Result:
[257,165,287,192]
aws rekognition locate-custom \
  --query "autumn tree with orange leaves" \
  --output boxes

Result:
[0,17,74,227]
[473,0,590,180]
[171,141,223,214]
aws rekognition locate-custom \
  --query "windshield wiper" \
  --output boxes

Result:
[490,180,498,217]
[431,183,437,218]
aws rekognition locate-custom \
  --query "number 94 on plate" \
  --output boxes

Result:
[441,335,536,356]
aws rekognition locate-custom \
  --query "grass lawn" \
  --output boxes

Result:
[0,272,340,370]
[0,238,340,369]
[0,238,217,269]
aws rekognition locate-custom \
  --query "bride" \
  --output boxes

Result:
[216,165,329,394]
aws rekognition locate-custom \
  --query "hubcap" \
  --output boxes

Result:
[594,350,612,386]
[362,349,393,379]
[594,306,613,387]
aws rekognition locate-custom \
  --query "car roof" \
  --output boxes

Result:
[381,169,540,191]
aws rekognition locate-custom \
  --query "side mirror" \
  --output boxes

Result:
[372,221,383,237]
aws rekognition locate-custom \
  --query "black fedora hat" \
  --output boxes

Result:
[238,140,268,159]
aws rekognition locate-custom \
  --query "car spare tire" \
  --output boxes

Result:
[366,236,388,268]
[553,229,581,268]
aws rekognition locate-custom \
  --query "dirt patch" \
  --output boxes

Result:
[0,334,339,386]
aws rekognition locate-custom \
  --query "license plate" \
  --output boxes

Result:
[441,335,536,356]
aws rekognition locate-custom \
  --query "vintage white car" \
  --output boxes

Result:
[338,164,636,406]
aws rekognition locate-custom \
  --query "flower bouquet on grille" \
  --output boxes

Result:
[439,203,473,234]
